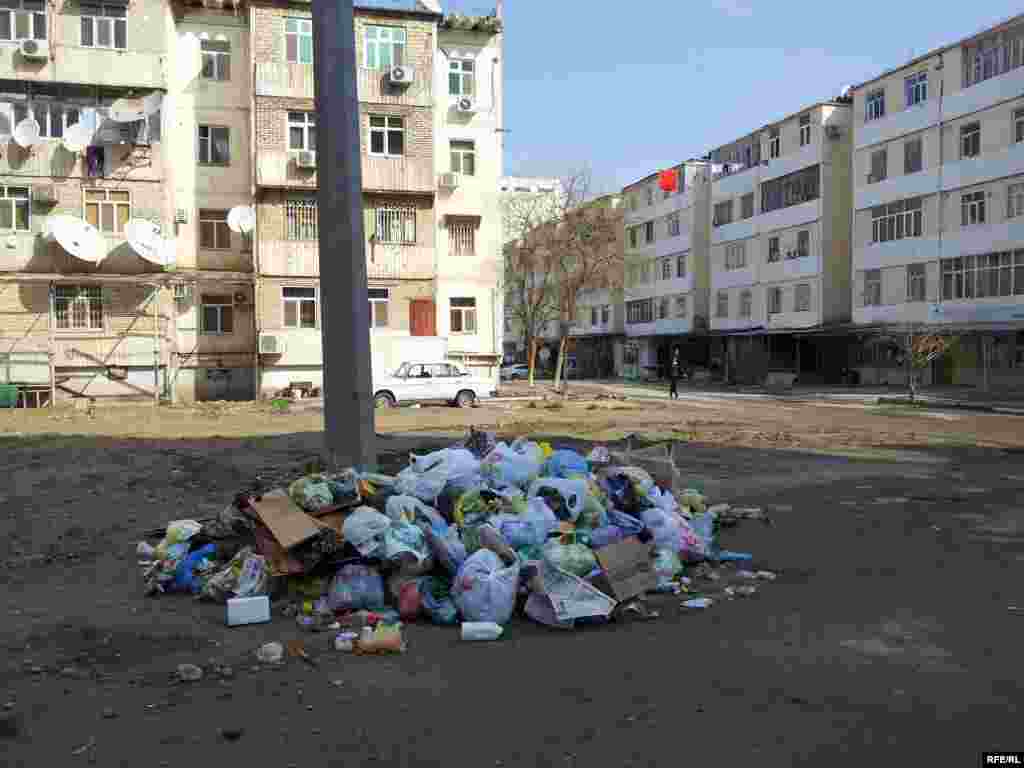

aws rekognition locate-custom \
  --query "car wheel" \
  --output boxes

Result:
[455,390,476,408]
[374,391,396,409]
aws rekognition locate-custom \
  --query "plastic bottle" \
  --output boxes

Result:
[461,622,504,641]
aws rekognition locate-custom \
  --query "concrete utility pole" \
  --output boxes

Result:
[312,0,376,470]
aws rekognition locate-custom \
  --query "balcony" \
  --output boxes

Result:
[856,169,940,210]
[711,266,757,291]
[362,156,435,194]
[256,150,318,189]
[941,142,1024,193]
[758,199,820,234]
[655,229,692,258]
[356,68,432,108]
[762,143,820,184]
[255,62,314,99]
[943,66,1024,123]
[854,237,938,270]
[711,217,757,245]
[761,253,821,283]
[260,239,434,280]
[766,309,819,329]
[712,166,758,198]
[855,101,940,151]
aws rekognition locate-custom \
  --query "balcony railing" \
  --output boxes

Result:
[255,62,315,99]
[260,239,434,280]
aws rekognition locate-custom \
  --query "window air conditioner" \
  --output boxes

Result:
[175,208,188,223]
[18,39,49,60]
[456,97,476,113]
[388,65,415,85]
[439,172,458,189]
[295,151,317,169]
[259,333,285,355]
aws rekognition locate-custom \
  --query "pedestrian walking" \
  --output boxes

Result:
[668,358,679,400]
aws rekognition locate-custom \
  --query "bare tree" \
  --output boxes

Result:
[901,329,956,401]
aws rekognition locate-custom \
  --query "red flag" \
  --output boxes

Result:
[658,169,678,193]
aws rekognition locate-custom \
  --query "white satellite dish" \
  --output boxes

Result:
[109,96,147,123]
[62,122,93,153]
[177,32,203,82]
[160,237,177,267]
[840,84,853,98]
[12,118,40,149]
[125,218,164,264]
[227,205,256,234]
[49,215,104,263]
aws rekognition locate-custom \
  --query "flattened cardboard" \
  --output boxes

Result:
[250,495,321,550]
[594,537,656,601]
[254,524,306,576]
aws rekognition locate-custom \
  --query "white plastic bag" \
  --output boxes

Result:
[481,442,543,490]
[342,506,391,558]
[394,465,447,503]
[452,549,521,625]
[640,507,685,553]
[527,478,588,522]
[385,494,434,524]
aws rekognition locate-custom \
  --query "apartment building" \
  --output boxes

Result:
[252,0,504,395]
[706,99,853,384]
[622,162,711,380]
[851,13,1024,388]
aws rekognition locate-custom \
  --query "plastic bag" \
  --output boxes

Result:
[398,579,425,620]
[653,548,683,591]
[541,540,598,578]
[641,507,687,554]
[679,489,706,515]
[576,480,609,530]
[422,523,467,575]
[326,564,386,612]
[236,552,268,598]
[544,449,589,478]
[528,478,588,523]
[588,508,645,549]
[342,507,391,558]
[481,441,543,490]
[689,511,720,561]
[289,476,334,513]
[394,465,447,504]
[154,520,202,560]
[490,497,557,550]
[420,576,459,625]
[170,543,217,594]
[385,494,435,524]
[452,549,521,625]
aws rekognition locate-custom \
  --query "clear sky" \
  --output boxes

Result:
[487,1,1023,191]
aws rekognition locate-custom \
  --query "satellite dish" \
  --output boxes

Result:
[12,118,40,148]
[49,215,104,263]
[177,32,203,82]
[62,123,93,153]
[125,218,164,264]
[226,205,255,234]
[160,237,177,267]
[109,96,147,123]
[142,91,163,117]
[840,84,853,98]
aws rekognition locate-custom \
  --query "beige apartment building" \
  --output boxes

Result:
[705,99,853,384]
[851,13,1024,389]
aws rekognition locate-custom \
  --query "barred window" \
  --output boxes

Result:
[55,286,102,330]
[285,196,318,241]
[449,221,475,256]
[375,206,415,244]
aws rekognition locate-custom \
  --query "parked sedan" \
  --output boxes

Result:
[500,363,530,381]
[373,362,496,409]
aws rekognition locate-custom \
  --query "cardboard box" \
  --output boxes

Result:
[250,494,321,550]
[594,537,656,601]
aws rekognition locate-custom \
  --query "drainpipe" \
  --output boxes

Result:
[48,281,56,408]
[935,55,945,312]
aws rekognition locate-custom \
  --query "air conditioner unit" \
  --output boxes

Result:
[295,151,317,169]
[825,125,841,140]
[259,333,285,355]
[18,39,48,60]
[33,185,57,205]
[233,290,248,306]
[438,172,458,189]
[388,65,415,85]
[175,208,188,224]
[456,97,476,113]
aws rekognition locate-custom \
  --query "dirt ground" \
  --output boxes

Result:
[1,396,1023,766]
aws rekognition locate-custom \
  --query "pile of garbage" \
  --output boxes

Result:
[136,432,771,646]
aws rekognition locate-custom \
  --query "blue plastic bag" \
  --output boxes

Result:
[420,579,459,625]
[544,449,589,478]
[172,543,217,594]
[325,564,385,612]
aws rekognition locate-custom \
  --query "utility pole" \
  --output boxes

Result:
[312,0,375,470]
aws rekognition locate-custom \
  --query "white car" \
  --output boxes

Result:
[373,362,496,409]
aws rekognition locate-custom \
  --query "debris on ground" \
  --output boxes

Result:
[134,430,776,647]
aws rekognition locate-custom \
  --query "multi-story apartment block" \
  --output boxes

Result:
[252,0,503,395]
[851,13,1024,388]
[706,99,853,384]
[621,162,711,379]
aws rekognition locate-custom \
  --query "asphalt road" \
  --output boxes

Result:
[1,431,1022,767]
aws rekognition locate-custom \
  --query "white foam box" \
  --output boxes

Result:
[226,596,271,627]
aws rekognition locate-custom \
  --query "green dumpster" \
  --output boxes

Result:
[0,384,17,408]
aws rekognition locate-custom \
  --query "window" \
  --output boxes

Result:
[84,189,129,234]
[628,227,638,249]
[1016,109,1024,144]
[200,39,230,80]
[285,195,317,240]
[369,115,404,157]
[626,299,653,324]
[283,286,316,328]
[450,297,476,333]
[864,269,881,305]
[904,137,923,174]
[741,193,754,220]
[660,257,672,280]
[368,287,389,329]
[12,101,79,140]
[676,253,687,278]
[645,187,654,206]
[288,112,316,152]
[200,294,233,334]
[80,3,125,49]
[794,230,809,259]
[767,236,780,263]
[768,127,780,159]
[199,209,231,250]
[799,114,811,146]
[715,291,728,318]
[285,18,312,64]
[713,200,733,227]
[375,205,416,244]
[590,306,598,326]
[449,220,475,256]
[725,242,746,270]
[198,125,230,165]
[871,197,923,243]
[905,71,927,106]
[667,212,680,237]
[761,165,819,213]
[364,25,405,69]
[0,0,45,42]
[964,30,1024,88]
[55,286,102,330]
[942,253,1023,300]
[739,289,752,318]
[657,297,669,320]
[675,295,687,318]
[960,122,980,159]
[794,283,811,312]
[0,186,29,231]
[767,286,782,314]
[961,190,986,226]
[450,140,475,175]
[869,148,887,183]
[907,263,926,302]
[601,305,610,324]
[449,59,474,96]
[866,89,885,121]
[1009,183,1024,219]
[643,220,654,243]
[639,261,650,283]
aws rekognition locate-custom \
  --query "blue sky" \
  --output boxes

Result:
[486,0,1023,191]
